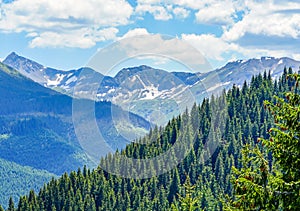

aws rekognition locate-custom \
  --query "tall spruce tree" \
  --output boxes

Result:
[228,73,300,210]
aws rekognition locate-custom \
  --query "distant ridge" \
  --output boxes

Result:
[4,52,300,125]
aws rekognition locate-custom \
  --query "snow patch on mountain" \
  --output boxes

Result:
[65,76,77,85]
[47,74,66,86]
[207,82,231,92]
[139,84,160,100]
[108,88,116,94]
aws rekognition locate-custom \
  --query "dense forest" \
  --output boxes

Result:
[2,67,299,210]
[0,159,55,208]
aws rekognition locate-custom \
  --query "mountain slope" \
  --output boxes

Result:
[0,158,56,209]
[3,52,104,94]
[215,56,300,86]
[3,53,196,125]
[0,62,150,175]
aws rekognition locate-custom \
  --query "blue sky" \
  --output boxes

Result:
[0,0,300,74]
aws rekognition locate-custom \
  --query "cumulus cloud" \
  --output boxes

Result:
[222,0,300,41]
[202,0,300,62]
[173,7,190,19]
[135,4,172,20]
[195,0,237,25]
[90,34,212,73]
[181,33,239,61]
[0,0,132,48]
[136,0,239,25]
[135,0,204,22]
[120,28,150,39]
[29,27,119,48]
[237,46,300,62]
[181,32,300,63]
[136,0,207,11]
[1,0,300,62]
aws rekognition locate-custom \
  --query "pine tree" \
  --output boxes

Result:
[227,73,300,210]
[168,169,181,203]
[7,197,14,211]
[171,176,203,211]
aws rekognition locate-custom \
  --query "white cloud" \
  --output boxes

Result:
[222,1,300,41]
[135,4,172,20]
[117,18,300,68]
[120,28,150,39]
[195,0,237,25]
[1,0,300,62]
[90,34,212,73]
[135,0,239,25]
[292,54,300,61]
[135,0,206,21]
[29,27,119,48]
[121,35,213,71]
[0,0,132,48]
[136,0,162,4]
[133,55,170,65]
[181,33,239,61]
[181,32,300,63]
[237,46,300,62]
[118,29,195,66]
[136,0,207,10]
[205,0,300,62]
[173,7,190,19]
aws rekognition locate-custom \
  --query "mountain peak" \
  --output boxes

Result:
[113,65,159,83]
[4,52,19,61]
[4,52,44,73]
[8,51,18,56]
[261,56,276,60]
[119,65,155,73]
[223,56,284,68]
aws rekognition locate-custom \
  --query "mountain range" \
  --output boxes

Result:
[1,52,300,208]
[4,52,300,125]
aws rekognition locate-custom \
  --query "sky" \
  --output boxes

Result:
[0,0,300,74]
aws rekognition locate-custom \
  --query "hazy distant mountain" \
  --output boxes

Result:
[4,52,300,125]
[215,56,300,86]
[3,52,102,94]
[0,62,150,175]
[3,53,198,124]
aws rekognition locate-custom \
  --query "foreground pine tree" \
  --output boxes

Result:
[228,74,300,210]
[171,176,203,211]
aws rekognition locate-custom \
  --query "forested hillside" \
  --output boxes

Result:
[0,61,150,208]
[0,62,150,175]
[0,159,55,208]
[2,67,297,210]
